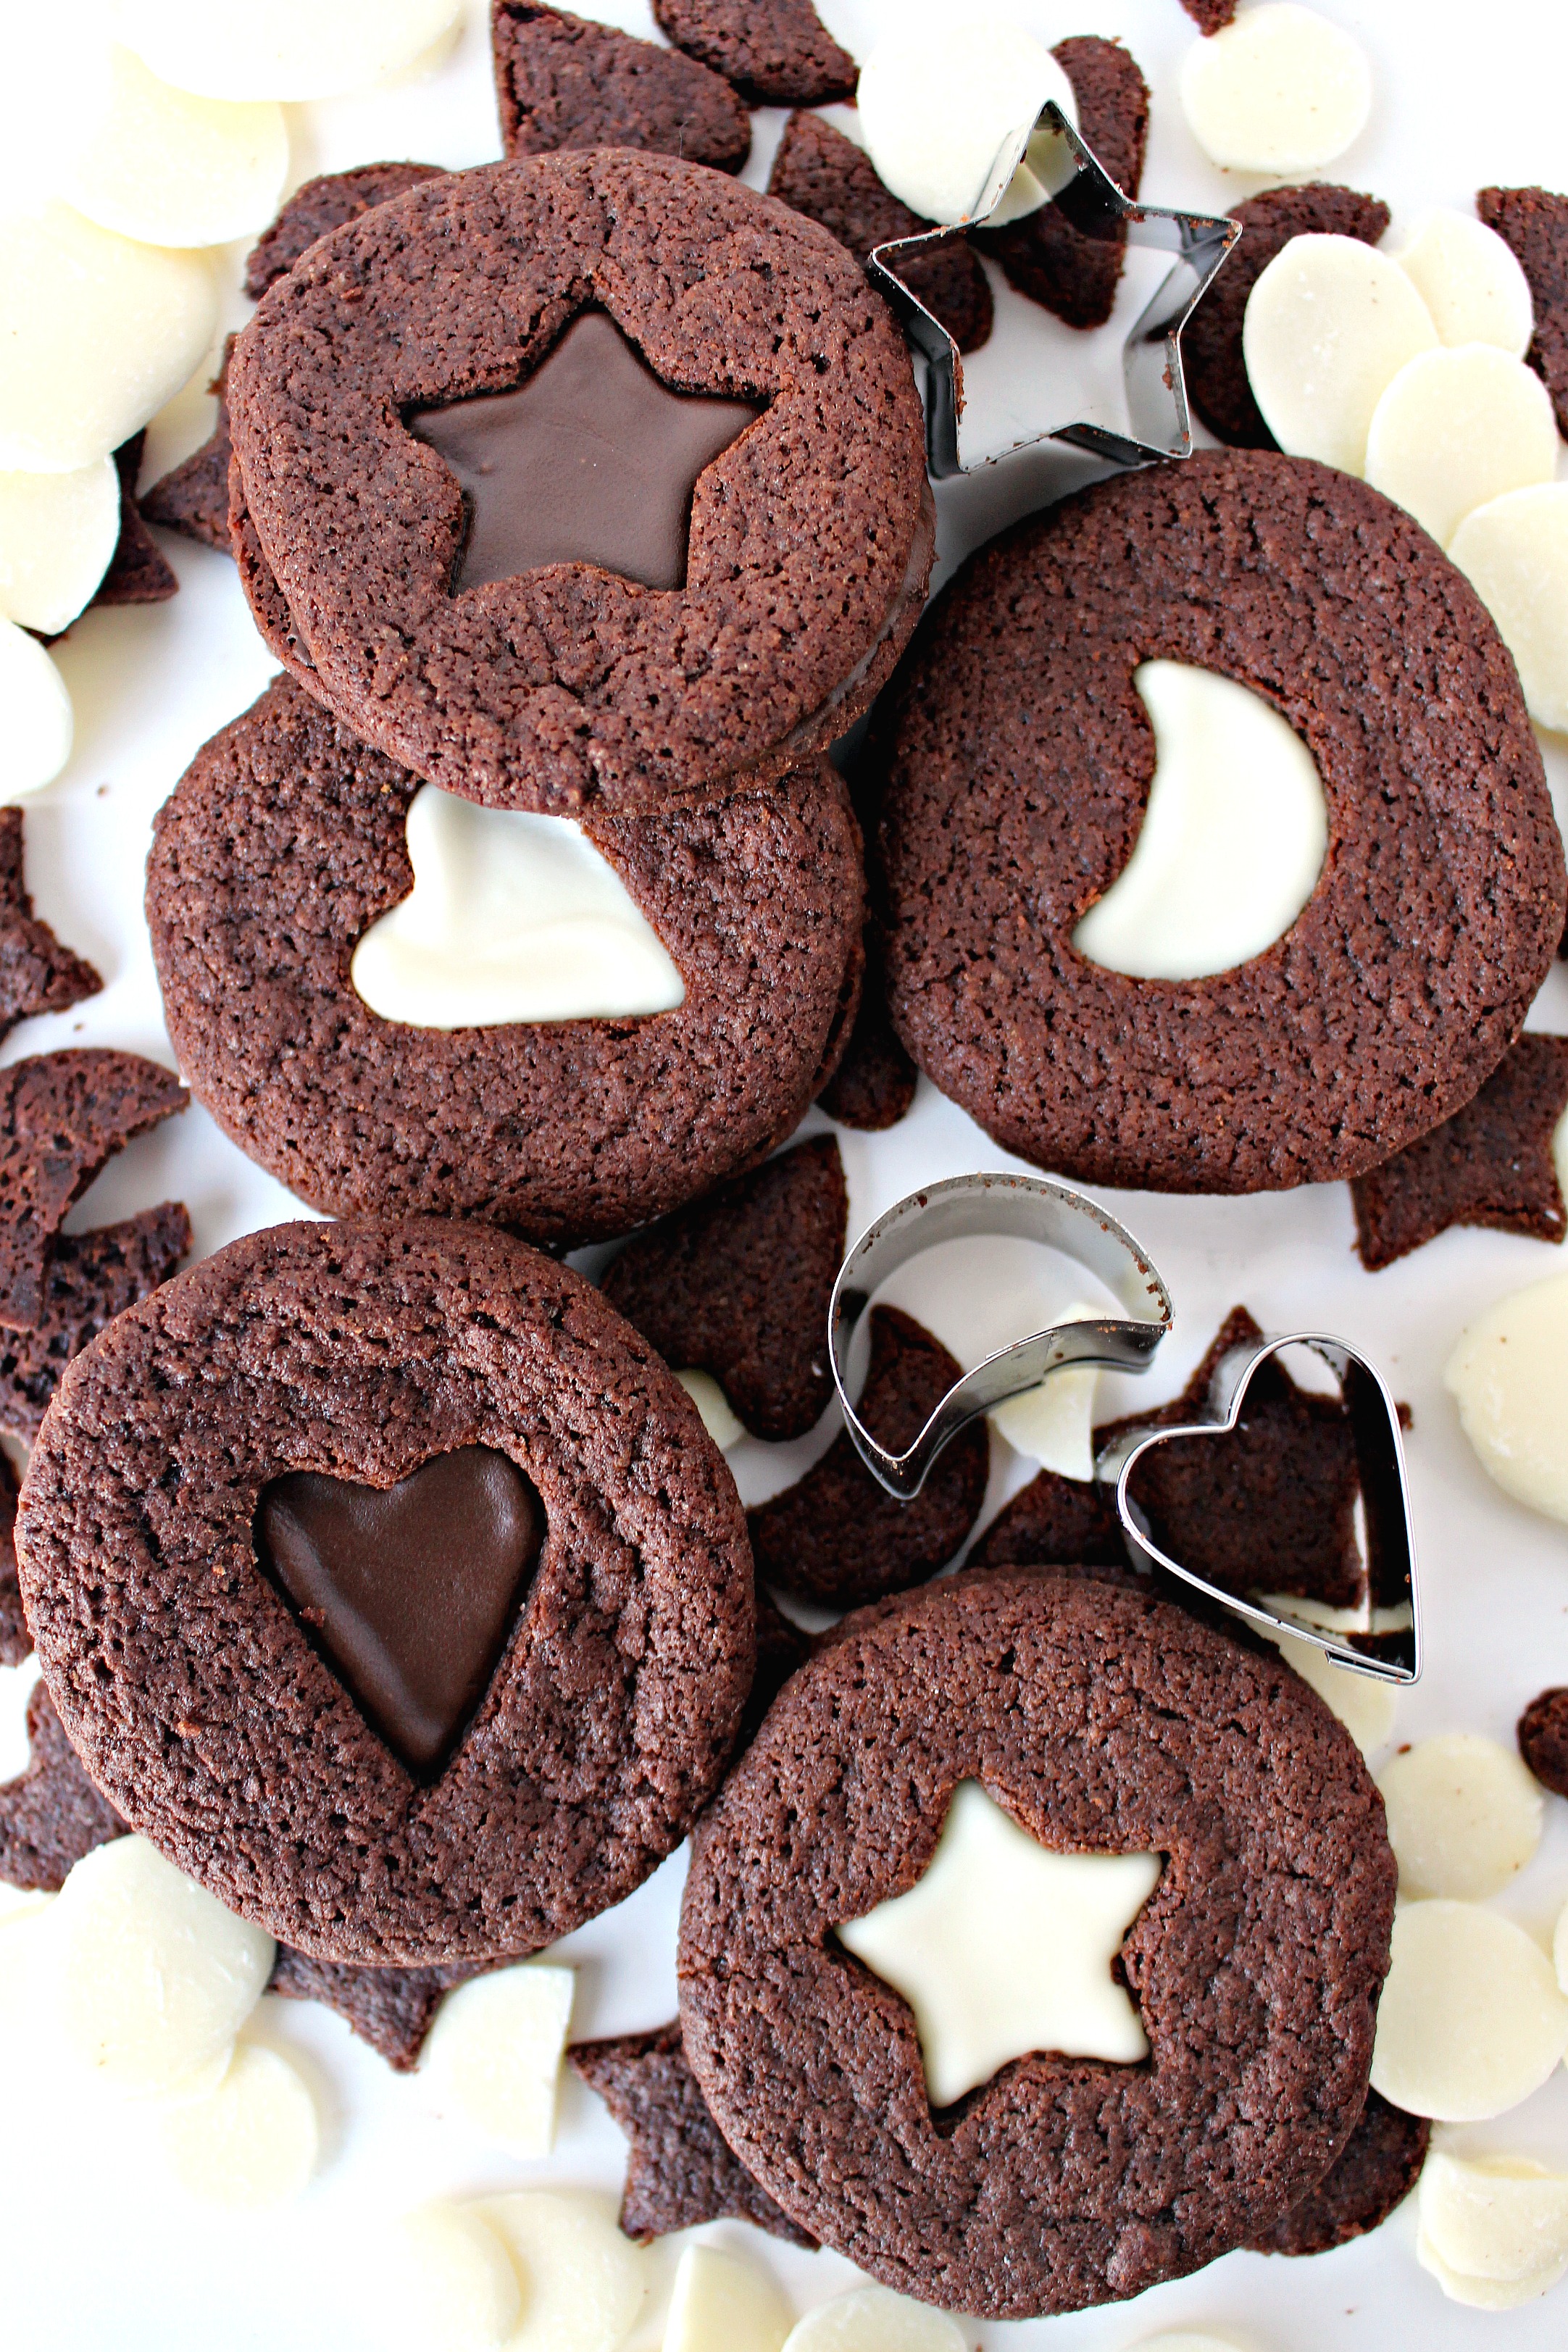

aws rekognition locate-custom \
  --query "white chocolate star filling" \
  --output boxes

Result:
[836,1780,1160,2109]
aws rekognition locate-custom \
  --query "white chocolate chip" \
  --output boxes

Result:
[1557,1893,1568,1995]
[1072,661,1327,982]
[988,1301,1103,1480]
[663,2243,793,2352]
[0,617,74,800]
[1419,2148,1568,2287]
[387,2203,524,2352]
[475,2191,646,2352]
[837,1780,1159,2109]
[46,1833,275,2097]
[422,1962,573,2157]
[1377,1735,1543,1901]
[1364,346,1557,550]
[1443,1272,1568,1524]
[1417,2225,1568,2309]
[0,201,216,472]
[1391,210,1535,356]
[1178,4,1372,174]
[1267,1626,1397,1757]
[781,2288,967,2352]
[1451,485,1568,733]
[0,457,121,635]
[59,46,288,250]
[350,789,685,1031]
[157,2035,318,2207]
[1243,234,1438,475]
[1369,1900,1568,2121]
[856,17,1077,228]
[108,0,462,104]
[676,1370,746,1454]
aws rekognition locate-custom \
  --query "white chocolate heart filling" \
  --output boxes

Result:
[837,1780,1160,2109]
[351,787,685,1031]
[856,16,1078,229]
[1179,3,1372,175]
[1071,662,1328,982]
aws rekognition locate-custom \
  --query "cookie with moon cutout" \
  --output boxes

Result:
[16,1217,754,1965]
[146,677,862,1244]
[679,1572,1396,2318]
[873,448,1566,1194]
[225,149,934,815]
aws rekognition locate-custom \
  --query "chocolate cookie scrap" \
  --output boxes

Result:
[654,0,854,105]
[600,1137,847,1443]
[83,436,178,614]
[0,810,101,1048]
[816,967,917,1129]
[570,2022,816,2246]
[1184,185,1390,448]
[767,109,993,359]
[1477,187,1568,437]
[974,37,1150,331]
[491,2,749,173]
[0,1680,124,1892]
[748,1304,989,1610]
[0,1452,23,1664]
[1182,0,1238,28]
[0,1201,193,1444]
[141,339,235,554]
[244,162,446,299]
[1351,1033,1568,1270]
[268,1948,482,2071]
[1249,2090,1428,2257]
[1518,1685,1568,1798]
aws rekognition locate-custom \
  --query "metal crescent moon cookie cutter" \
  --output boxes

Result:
[866,101,1240,480]
[827,1174,1421,1684]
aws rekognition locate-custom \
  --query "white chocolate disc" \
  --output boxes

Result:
[474,2191,646,2352]
[676,1370,745,1453]
[664,2244,794,2352]
[0,617,74,801]
[109,0,461,104]
[350,788,685,1031]
[1417,2224,1568,2309]
[781,2288,967,2352]
[422,1962,572,2157]
[388,2203,523,2352]
[59,46,288,250]
[46,1833,275,2096]
[157,2037,318,2207]
[1392,210,1535,356]
[1451,485,1568,733]
[1557,1893,1568,1995]
[1377,1735,1543,1900]
[1071,662,1328,982]
[1364,346,1557,550]
[1266,1625,1397,1757]
[1419,2148,1568,2285]
[0,458,120,635]
[0,202,216,472]
[1243,234,1438,475]
[988,1301,1103,1480]
[1443,1272,1568,1525]
[1369,1899,1568,2121]
[856,17,1077,228]
[836,1780,1160,2109]
[1178,3,1372,173]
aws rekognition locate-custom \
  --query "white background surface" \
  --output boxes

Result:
[2,1,1567,2345]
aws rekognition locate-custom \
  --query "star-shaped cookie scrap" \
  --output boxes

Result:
[1351,1033,1568,1269]
[0,809,102,1048]
[570,2022,817,2246]
[0,1680,125,1892]
[268,1948,481,2072]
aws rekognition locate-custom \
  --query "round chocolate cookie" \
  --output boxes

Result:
[875,449,1567,1193]
[226,150,933,815]
[146,678,862,1243]
[17,1218,754,1966]
[678,1572,1397,2319]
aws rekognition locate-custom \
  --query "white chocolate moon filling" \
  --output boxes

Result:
[836,1780,1160,2109]
[351,787,685,1031]
[1072,662,1328,982]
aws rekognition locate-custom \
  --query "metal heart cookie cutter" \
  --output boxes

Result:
[867,101,1240,480]
[827,1173,1420,1684]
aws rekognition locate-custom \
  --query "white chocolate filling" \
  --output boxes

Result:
[59,45,289,251]
[856,17,1078,229]
[1444,1271,1568,1525]
[1376,1734,1543,1901]
[351,788,685,1031]
[781,2289,967,2352]
[1369,1899,1568,2121]
[0,617,75,801]
[1364,344,1557,550]
[422,1961,573,2157]
[1071,662,1327,982]
[1243,233,1438,475]
[664,2243,794,2352]
[1392,209,1535,356]
[837,1780,1160,2109]
[1178,4,1372,174]
[109,0,462,104]
[1451,485,1568,733]
[0,458,121,635]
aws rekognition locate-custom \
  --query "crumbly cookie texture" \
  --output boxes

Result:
[1352,1033,1568,1269]
[1517,1685,1568,1798]
[653,0,855,107]
[0,809,101,1047]
[1477,185,1568,435]
[491,2,749,172]
[1249,2091,1429,2256]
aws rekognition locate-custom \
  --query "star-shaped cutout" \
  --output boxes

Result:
[409,311,764,594]
[837,1780,1160,2109]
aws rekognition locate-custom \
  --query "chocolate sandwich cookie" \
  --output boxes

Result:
[875,449,1567,1195]
[491,4,751,175]
[679,1572,1396,2318]
[147,679,862,1243]
[226,151,933,816]
[17,1218,754,1966]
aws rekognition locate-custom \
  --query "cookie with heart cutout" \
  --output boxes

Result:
[677,1570,1397,2319]
[16,1217,754,1966]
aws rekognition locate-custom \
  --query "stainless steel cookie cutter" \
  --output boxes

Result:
[827,1174,1420,1683]
[866,101,1240,480]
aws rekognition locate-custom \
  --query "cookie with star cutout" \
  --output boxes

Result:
[678,1571,1397,2319]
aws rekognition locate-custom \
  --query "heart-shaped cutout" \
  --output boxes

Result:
[255,1446,545,1778]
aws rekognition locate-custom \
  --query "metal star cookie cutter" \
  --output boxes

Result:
[866,101,1240,480]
